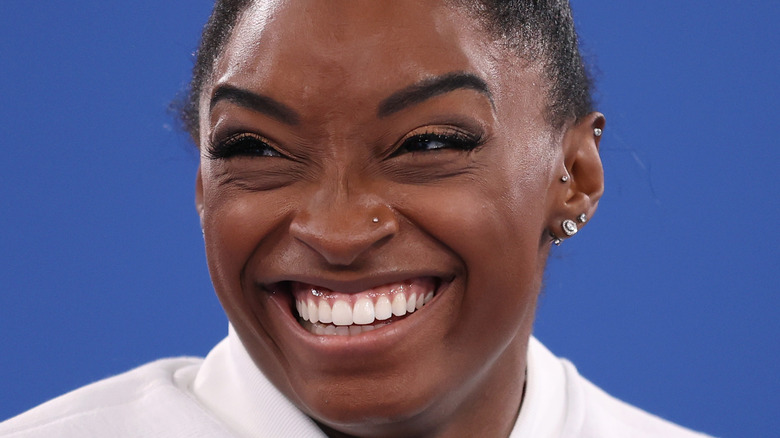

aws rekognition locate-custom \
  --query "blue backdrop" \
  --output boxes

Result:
[1,2,777,437]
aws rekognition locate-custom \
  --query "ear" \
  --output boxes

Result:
[547,112,605,243]
[195,165,205,229]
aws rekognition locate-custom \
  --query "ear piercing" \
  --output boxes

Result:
[594,128,603,137]
[562,219,578,236]
[372,217,380,224]
[560,174,570,183]
[551,214,587,246]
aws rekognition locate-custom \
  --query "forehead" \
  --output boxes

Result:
[208,0,513,110]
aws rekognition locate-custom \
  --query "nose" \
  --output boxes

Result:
[289,193,398,266]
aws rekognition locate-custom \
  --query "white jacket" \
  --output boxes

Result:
[0,327,712,437]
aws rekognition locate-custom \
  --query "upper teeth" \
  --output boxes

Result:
[295,289,434,326]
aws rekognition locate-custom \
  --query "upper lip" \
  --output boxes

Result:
[258,270,453,295]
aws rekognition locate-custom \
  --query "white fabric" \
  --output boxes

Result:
[0,329,713,437]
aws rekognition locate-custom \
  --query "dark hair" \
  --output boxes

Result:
[179,0,593,143]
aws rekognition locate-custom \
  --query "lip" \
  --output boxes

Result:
[255,271,455,356]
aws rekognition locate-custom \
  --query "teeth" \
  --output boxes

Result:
[301,320,394,336]
[406,292,417,313]
[375,296,392,321]
[352,297,375,325]
[299,299,309,321]
[293,279,439,333]
[307,299,318,323]
[318,300,332,324]
[331,300,353,326]
[392,294,407,317]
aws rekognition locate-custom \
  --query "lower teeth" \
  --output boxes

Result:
[300,319,395,336]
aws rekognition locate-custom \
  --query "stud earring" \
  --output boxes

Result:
[560,174,570,183]
[372,217,380,224]
[594,128,603,137]
[562,219,578,236]
[577,213,587,223]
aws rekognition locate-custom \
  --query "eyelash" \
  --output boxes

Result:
[207,129,483,160]
[393,129,484,156]
[207,133,281,159]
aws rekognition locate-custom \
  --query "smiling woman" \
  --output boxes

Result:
[0,1,714,438]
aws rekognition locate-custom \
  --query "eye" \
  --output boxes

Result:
[393,130,482,156]
[207,133,282,159]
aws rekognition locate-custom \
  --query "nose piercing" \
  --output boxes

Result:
[372,217,380,224]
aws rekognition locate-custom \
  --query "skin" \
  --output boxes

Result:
[194,1,605,437]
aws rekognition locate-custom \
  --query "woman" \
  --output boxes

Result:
[0,1,712,437]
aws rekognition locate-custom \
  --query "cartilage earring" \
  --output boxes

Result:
[562,219,578,236]
[550,231,562,246]
[560,174,570,183]
[372,217,380,224]
[577,213,587,223]
[594,128,603,137]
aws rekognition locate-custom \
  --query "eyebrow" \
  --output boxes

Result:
[209,85,301,125]
[377,72,493,118]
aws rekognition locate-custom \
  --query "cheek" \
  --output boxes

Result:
[394,162,549,331]
[201,179,292,306]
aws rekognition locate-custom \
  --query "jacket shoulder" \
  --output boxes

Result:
[0,358,232,437]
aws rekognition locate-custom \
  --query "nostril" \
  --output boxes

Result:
[289,208,398,266]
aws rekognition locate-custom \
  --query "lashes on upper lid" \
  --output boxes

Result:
[391,129,484,156]
[207,128,484,160]
[206,132,282,159]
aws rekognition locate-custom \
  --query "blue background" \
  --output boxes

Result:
[1,2,777,437]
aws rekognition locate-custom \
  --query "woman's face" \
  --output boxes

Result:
[197,0,579,435]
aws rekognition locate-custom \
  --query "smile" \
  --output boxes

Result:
[290,277,437,336]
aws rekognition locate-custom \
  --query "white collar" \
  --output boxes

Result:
[192,325,326,438]
[510,336,582,437]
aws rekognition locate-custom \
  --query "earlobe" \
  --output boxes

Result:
[548,112,605,245]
